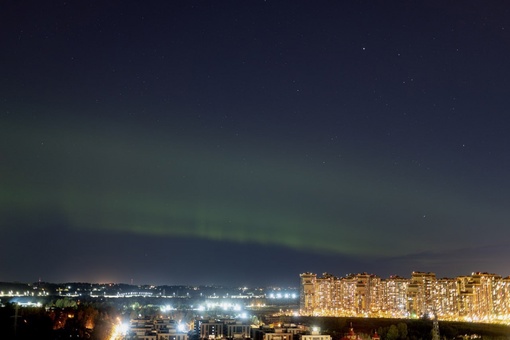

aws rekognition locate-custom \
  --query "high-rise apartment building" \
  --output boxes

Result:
[300,272,510,323]
[407,272,436,317]
[381,276,408,318]
[470,272,501,321]
[315,273,337,314]
[435,277,458,319]
[300,273,316,315]
[495,276,510,320]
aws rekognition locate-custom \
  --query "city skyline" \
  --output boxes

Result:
[5,269,510,326]
[2,1,510,286]
[3,268,510,289]
[300,271,510,324]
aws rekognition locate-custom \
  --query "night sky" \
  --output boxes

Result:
[2,1,510,286]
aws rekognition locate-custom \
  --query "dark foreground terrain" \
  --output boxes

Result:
[3,302,510,340]
[293,316,510,340]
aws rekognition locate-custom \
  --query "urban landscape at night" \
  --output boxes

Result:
[3,271,510,339]
[3,0,510,339]
[299,272,510,323]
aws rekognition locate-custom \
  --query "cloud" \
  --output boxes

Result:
[381,243,510,277]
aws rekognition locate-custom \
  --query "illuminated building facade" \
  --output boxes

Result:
[300,272,510,324]
[227,323,252,338]
[435,277,458,318]
[200,321,224,339]
[381,276,408,318]
[407,272,436,317]
[300,273,316,315]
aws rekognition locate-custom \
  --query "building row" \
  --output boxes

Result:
[197,319,331,340]
[129,318,190,340]
[300,271,510,323]
[129,317,331,340]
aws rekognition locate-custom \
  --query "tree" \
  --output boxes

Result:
[377,327,386,339]
[397,323,408,340]
[54,298,77,309]
[387,325,399,340]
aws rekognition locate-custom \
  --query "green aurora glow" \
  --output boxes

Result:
[2,117,507,259]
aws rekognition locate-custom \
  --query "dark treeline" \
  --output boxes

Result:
[0,300,119,339]
[292,317,510,340]
[3,301,510,340]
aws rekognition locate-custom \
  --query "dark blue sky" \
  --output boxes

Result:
[1,1,510,286]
